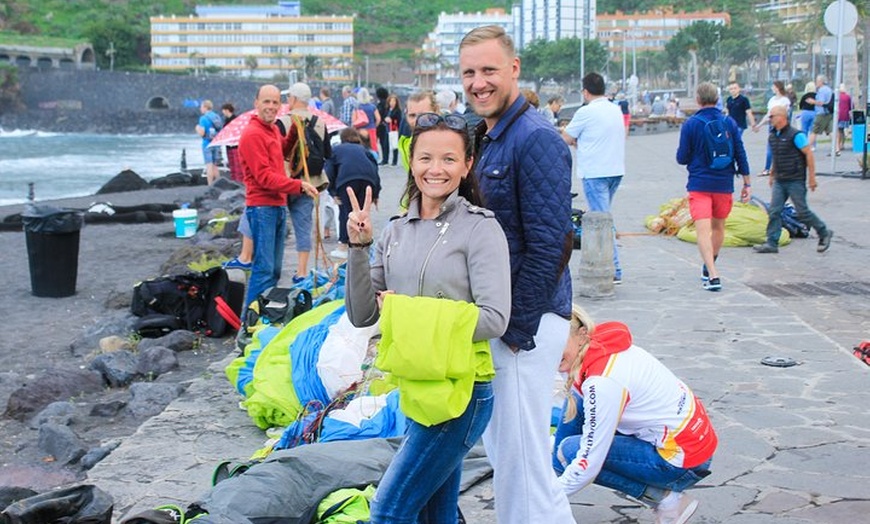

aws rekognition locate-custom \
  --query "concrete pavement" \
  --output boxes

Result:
[87,128,870,523]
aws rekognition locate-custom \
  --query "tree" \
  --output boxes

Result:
[519,38,608,88]
[304,54,321,81]
[83,12,148,70]
[244,55,259,78]
[0,63,25,114]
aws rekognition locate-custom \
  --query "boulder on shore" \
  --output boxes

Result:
[96,169,150,194]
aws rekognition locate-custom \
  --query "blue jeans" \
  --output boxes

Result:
[244,206,287,308]
[287,193,314,252]
[370,382,494,524]
[765,178,828,247]
[583,176,622,279]
[552,391,711,501]
[800,110,816,135]
[764,124,774,171]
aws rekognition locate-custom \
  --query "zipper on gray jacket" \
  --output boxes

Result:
[418,222,450,295]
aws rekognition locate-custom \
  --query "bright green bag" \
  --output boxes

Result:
[316,484,376,523]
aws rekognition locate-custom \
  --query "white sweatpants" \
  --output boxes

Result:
[482,313,576,524]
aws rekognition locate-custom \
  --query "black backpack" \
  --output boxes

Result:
[290,116,331,177]
[242,286,313,334]
[131,267,234,338]
[824,93,835,115]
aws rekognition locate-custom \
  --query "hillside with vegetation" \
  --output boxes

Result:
[0,0,758,67]
[0,0,514,66]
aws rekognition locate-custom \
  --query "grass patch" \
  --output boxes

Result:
[0,31,87,48]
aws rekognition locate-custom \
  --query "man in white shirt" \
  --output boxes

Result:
[561,72,626,283]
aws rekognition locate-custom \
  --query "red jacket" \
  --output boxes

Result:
[239,115,302,206]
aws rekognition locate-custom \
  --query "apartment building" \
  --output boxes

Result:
[150,1,354,82]
[514,0,597,50]
[754,0,817,25]
[597,8,730,59]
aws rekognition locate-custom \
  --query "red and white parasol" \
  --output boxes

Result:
[211,105,346,147]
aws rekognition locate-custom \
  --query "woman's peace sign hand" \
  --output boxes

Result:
[346,185,374,245]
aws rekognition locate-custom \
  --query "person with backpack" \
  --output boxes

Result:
[752,105,833,255]
[196,99,223,185]
[276,82,332,282]
[676,82,751,292]
[239,84,319,310]
[807,75,834,152]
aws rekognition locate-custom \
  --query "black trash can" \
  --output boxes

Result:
[21,205,84,297]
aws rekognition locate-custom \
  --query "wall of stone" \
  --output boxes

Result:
[1,70,265,134]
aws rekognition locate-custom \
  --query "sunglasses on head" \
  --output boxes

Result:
[416,113,467,132]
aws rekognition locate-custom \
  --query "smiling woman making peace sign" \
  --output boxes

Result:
[344,113,511,523]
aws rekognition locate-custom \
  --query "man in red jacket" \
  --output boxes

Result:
[239,84,318,308]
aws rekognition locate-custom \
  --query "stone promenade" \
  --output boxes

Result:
[87,128,870,523]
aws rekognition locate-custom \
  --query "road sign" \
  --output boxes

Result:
[824,1,858,35]
[820,35,857,55]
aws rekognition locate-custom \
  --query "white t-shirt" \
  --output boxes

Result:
[767,94,791,114]
[563,97,626,179]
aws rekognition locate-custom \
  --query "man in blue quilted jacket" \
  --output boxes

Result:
[460,25,576,524]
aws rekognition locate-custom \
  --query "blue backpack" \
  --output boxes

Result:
[697,115,734,170]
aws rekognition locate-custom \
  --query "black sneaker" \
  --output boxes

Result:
[703,277,722,292]
[817,230,833,252]
[701,264,709,283]
[753,243,779,254]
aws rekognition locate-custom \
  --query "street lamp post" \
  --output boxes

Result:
[621,30,627,92]
[631,31,637,77]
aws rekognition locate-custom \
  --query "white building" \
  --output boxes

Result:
[754,0,816,25]
[597,8,730,59]
[150,1,354,82]
[419,9,513,91]
[514,0,597,50]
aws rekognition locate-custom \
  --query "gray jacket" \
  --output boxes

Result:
[346,191,511,341]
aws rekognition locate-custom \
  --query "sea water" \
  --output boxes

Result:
[0,131,203,206]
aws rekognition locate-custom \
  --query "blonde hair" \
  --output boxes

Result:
[357,87,372,104]
[562,304,596,422]
[460,25,515,57]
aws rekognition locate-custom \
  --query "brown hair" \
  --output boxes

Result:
[339,127,362,144]
[772,80,786,96]
[405,121,482,208]
[522,89,540,108]
[387,94,402,110]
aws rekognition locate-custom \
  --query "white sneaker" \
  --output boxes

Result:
[329,248,347,259]
[654,493,698,524]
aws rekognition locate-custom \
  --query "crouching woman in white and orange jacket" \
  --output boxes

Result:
[553,305,718,524]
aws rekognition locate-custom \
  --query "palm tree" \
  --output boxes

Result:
[770,23,803,81]
[304,55,321,81]
[754,8,777,85]
[244,55,258,78]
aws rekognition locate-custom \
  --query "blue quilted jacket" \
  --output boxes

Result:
[473,95,573,350]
